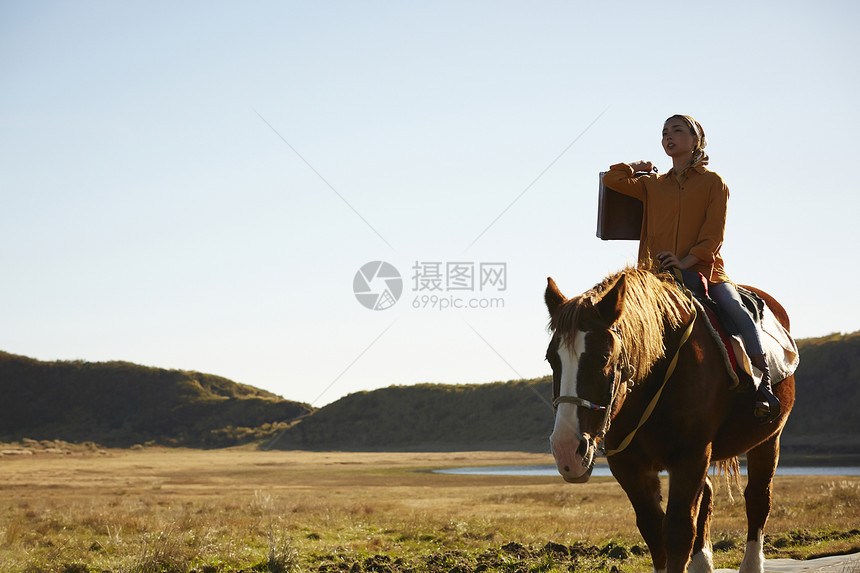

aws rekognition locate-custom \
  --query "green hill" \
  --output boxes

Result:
[267,379,554,452]
[0,351,313,448]
[1,330,857,454]
[270,331,860,456]
[781,331,860,456]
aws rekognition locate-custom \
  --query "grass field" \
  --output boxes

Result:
[0,446,858,572]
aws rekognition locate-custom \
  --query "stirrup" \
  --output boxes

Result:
[754,387,781,424]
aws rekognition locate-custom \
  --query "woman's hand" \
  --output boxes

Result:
[657,251,682,269]
[657,251,700,270]
[629,160,655,173]
[657,251,701,271]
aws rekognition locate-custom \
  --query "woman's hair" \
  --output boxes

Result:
[666,114,709,170]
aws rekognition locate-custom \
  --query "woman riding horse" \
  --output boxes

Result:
[543,115,796,573]
[601,114,779,423]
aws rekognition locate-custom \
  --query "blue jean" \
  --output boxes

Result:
[678,269,764,356]
[709,281,764,356]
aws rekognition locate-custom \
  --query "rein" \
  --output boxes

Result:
[605,297,697,456]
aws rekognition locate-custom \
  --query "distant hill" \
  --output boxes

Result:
[270,331,860,456]
[267,379,554,452]
[0,351,313,448]
[2,331,857,454]
[782,331,860,456]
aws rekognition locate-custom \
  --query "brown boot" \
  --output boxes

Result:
[750,353,780,424]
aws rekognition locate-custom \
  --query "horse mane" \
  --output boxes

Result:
[551,262,692,383]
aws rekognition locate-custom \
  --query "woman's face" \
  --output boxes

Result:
[661,118,698,159]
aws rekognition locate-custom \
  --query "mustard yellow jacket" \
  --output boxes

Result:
[602,163,731,284]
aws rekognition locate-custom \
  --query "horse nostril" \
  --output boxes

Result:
[576,439,588,457]
[564,465,570,472]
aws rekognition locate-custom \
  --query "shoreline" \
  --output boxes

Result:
[2,440,859,468]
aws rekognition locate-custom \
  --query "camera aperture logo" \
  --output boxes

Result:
[353,261,403,310]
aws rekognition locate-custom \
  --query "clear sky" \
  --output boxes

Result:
[2,1,858,407]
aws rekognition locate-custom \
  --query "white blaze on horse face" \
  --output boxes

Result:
[550,331,590,482]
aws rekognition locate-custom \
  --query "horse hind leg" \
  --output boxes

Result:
[739,435,780,573]
[689,476,714,573]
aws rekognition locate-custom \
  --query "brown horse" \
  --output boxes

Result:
[544,266,795,573]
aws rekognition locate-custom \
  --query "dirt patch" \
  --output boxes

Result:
[767,529,860,552]
[310,540,648,573]
[305,534,860,573]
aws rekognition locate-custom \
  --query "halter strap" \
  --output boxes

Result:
[553,361,625,455]
[552,395,607,411]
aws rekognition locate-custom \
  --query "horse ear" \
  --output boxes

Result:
[545,277,565,317]
[596,275,626,325]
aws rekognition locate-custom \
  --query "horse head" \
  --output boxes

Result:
[544,276,629,483]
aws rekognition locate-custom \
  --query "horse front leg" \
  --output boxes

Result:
[689,475,714,573]
[739,434,780,573]
[664,453,710,573]
[612,462,667,572]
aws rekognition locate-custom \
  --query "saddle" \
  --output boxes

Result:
[675,271,768,391]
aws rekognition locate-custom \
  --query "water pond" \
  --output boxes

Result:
[434,464,860,477]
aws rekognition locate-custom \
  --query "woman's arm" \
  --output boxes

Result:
[601,162,654,200]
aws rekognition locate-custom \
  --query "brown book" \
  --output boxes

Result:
[596,171,644,241]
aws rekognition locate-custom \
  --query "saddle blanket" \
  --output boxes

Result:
[692,298,800,390]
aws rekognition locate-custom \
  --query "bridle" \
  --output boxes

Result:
[551,299,697,458]
[551,326,635,456]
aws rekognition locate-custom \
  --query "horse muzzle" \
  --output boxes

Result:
[550,433,597,483]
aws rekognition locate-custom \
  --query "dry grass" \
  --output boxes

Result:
[0,448,857,572]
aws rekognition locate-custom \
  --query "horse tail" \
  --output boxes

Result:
[712,457,743,502]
